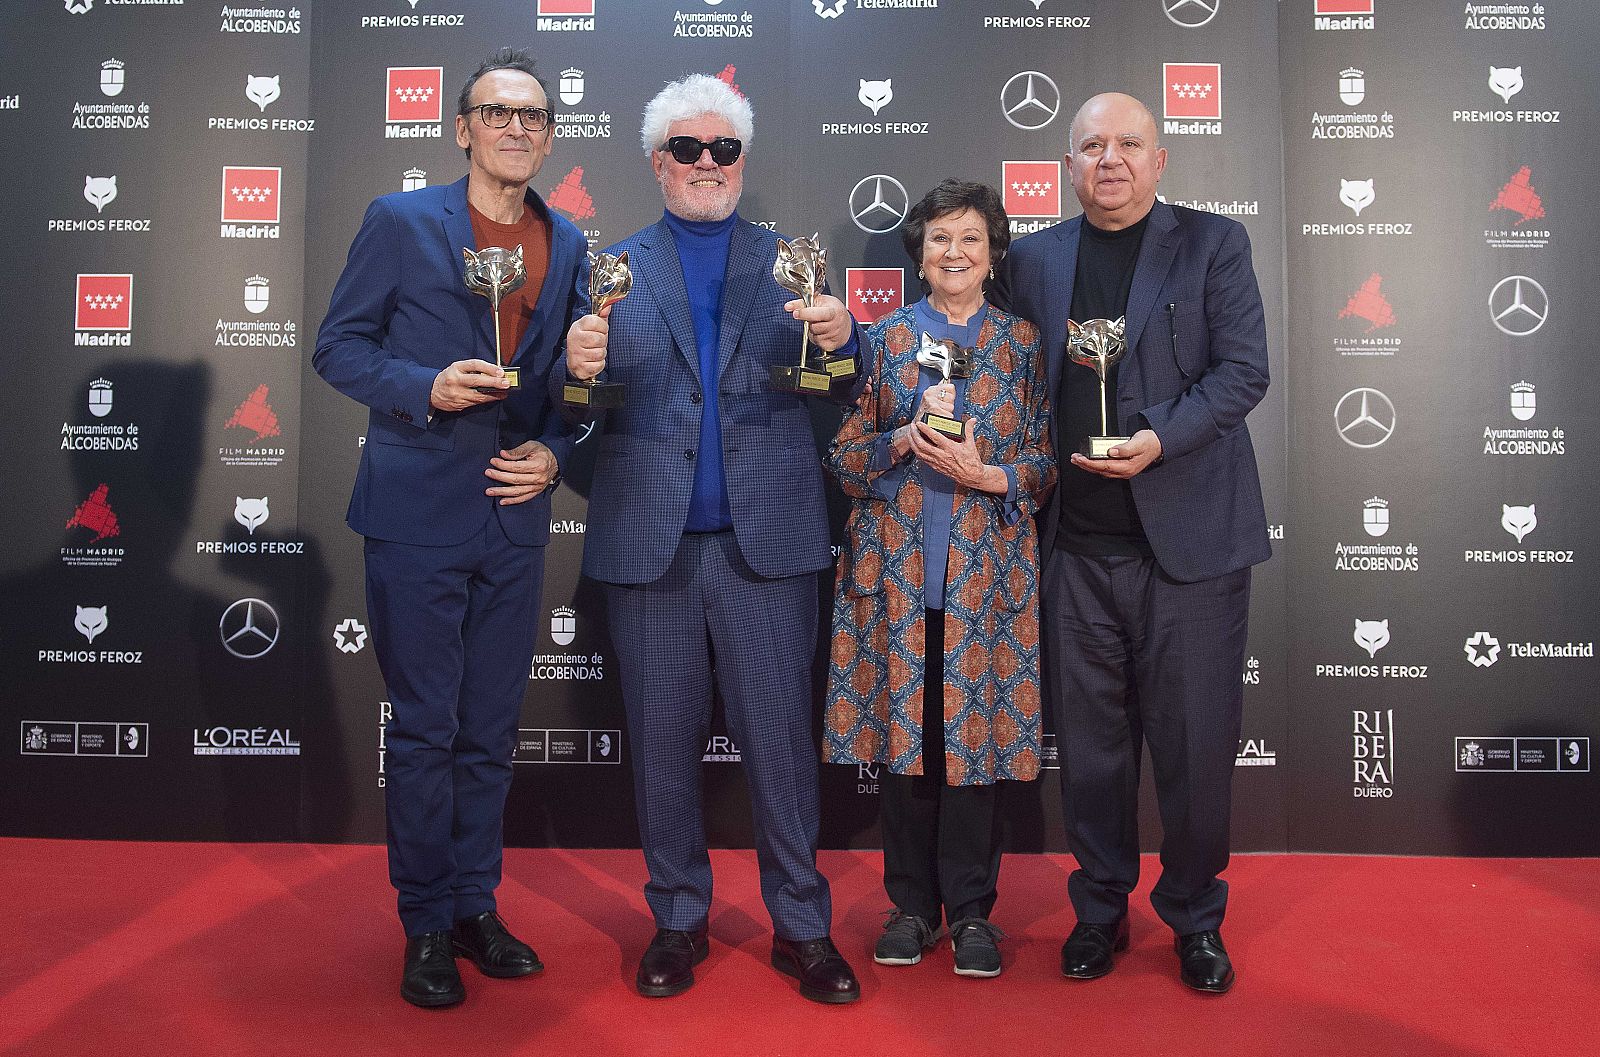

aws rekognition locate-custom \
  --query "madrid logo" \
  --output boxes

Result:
[1163,63,1222,127]
[76,274,133,335]
[845,268,903,325]
[1002,162,1060,219]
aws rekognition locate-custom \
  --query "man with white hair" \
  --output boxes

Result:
[563,74,861,1003]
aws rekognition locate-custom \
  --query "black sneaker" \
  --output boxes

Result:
[873,909,936,966]
[950,918,1004,978]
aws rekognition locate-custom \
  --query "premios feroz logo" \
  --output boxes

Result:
[47,173,152,235]
[360,0,467,29]
[981,0,1089,31]
[1453,64,1560,126]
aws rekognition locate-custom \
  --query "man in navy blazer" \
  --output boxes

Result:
[1003,93,1270,994]
[563,74,861,1004]
[314,50,585,1008]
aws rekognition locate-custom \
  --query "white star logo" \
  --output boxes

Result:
[1463,631,1501,668]
[334,617,368,654]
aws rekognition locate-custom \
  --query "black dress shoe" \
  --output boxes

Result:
[771,936,860,1004]
[1060,918,1130,980]
[1175,929,1235,994]
[401,930,465,1008]
[451,911,543,978]
[636,926,709,998]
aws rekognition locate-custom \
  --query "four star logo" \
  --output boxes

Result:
[75,274,133,331]
[1163,63,1222,121]
[386,67,443,124]
[1464,631,1501,668]
[1002,161,1060,219]
[845,268,904,325]
[220,166,282,224]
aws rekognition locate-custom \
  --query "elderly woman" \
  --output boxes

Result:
[825,179,1055,978]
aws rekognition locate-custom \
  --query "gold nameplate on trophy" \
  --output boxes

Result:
[914,332,974,441]
[564,251,631,409]
[770,235,855,394]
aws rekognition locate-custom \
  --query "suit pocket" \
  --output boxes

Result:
[368,412,455,451]
[1167,298,1210,378]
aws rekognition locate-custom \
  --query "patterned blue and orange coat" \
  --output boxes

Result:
[824,305,1056,786]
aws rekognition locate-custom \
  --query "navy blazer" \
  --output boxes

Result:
[1005,201,1271,583]
[315,175,586,548]
[567,218,858,586]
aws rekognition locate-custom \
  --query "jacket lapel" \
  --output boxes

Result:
[512,190,571,366]
[1121,201,1180,375]
[633,219,702,384]
[441,177,498,357]
[1045,217,1081,396]
[716,221,764,377]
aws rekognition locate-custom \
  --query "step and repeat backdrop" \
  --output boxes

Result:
[1,1,1593,855]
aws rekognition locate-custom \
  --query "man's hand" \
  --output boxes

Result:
[1070,428,1163,479]
[430,359,510,412]
[565,310,610,381]
[785,293,853,352]
[486,440,558,506]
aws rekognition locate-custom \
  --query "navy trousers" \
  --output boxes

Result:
[606,530,832,941]
[365,517,545,936]
[1042,550,1250,935]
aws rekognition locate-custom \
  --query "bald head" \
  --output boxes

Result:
[1064,92,1167,230]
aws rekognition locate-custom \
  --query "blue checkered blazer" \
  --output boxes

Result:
[574,218,856,585]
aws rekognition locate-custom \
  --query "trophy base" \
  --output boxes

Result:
[769,364,833,395]
[562,380,625,409]
[473,368,520,394]
[921,411,966,440]
[815,352,857,380]
[1081,435,1132,459]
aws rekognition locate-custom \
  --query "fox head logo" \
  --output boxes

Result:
[234,496,269,535]
[1488,66,1523,104]
[246,74,280,112]
[1339,178,1375,217]
[1353,619,1390,659]
[858,79,892,116]
[75,605,108,644]
[84,176,117,213]
[1501,504,1536,543]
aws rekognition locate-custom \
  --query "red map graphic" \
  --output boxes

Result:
[1338,274,1396,333]
[715,65,744,98]
[1489,166,1545,226]
[547,167,596,221]
[66,484,120,543]
[225,384,283,442]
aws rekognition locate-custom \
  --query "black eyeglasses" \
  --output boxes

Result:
[466,104,553,133]
[659,136,742,166]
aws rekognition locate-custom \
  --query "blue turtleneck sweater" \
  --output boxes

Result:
[663,209,736,532]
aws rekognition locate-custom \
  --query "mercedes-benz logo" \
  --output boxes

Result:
[1164,0,1220,27]
[1488,275,1548,337]
[1001,71,1061,131]
[849,175,909,234]
[220,597,280,659]
[1334,387,1396,449]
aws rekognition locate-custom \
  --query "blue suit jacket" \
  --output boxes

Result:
[567,218,858,585]
[1005,201,1271,583]
[315,176,586,547]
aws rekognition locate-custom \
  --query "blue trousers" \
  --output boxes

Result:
[365,517,544,936]
[1042,550,1250,935]
[606,530,833,941]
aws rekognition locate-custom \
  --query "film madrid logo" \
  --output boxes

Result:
[1310,68,1395,141]
[846,268,903,325]
[219,383,286,467]
[1162,63,1221,136]
[73,59,150,130]
[220,166,281,239]
[551,69,611,141]
[217,274,297,349]
[219,4,302,34]
[1352,709,1394,799]
[1002,162,1060,234]
[1314,0,1374,31]
[1485,165,1549,249]
[1483,380,1567,458]
[546,167,599,246]
[536,0,596,32]
[61,484,126,568]
[386,67,442,139]
[63,378,139,455]
[75,273,132,346]
[37,605,143,666]
[1333,496,1420,574]
[1335,273,1400,357]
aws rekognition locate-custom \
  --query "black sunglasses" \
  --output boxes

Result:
[660,136,742,166]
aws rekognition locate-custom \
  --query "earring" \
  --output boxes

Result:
[917,267,924,280]
[988,267,995,281]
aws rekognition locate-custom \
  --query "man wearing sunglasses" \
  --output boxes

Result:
[315,49,586,1009]
[563,73,862,1005]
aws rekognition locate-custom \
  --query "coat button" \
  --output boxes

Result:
[684,449,695,461]
[690,390,703,404]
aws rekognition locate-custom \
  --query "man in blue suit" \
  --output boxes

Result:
[1003,93,1271,994]
[314,49,586,1008]
[563,74,861,1004]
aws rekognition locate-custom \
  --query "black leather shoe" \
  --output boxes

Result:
[1175,929,1235,994]
[451,911,543,978]
[1060,918,1130,980]
[401,930,466,1008]
[636,926,709,998]
[771,936,860,1004]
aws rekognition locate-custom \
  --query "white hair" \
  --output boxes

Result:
[639,74,754,156]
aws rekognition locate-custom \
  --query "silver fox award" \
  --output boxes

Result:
[1066,316,1129,458]
[564,250,631,409]
[770,235,856,395]
[463,245,527,389]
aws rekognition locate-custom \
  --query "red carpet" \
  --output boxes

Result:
[1,842,1595,1057]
